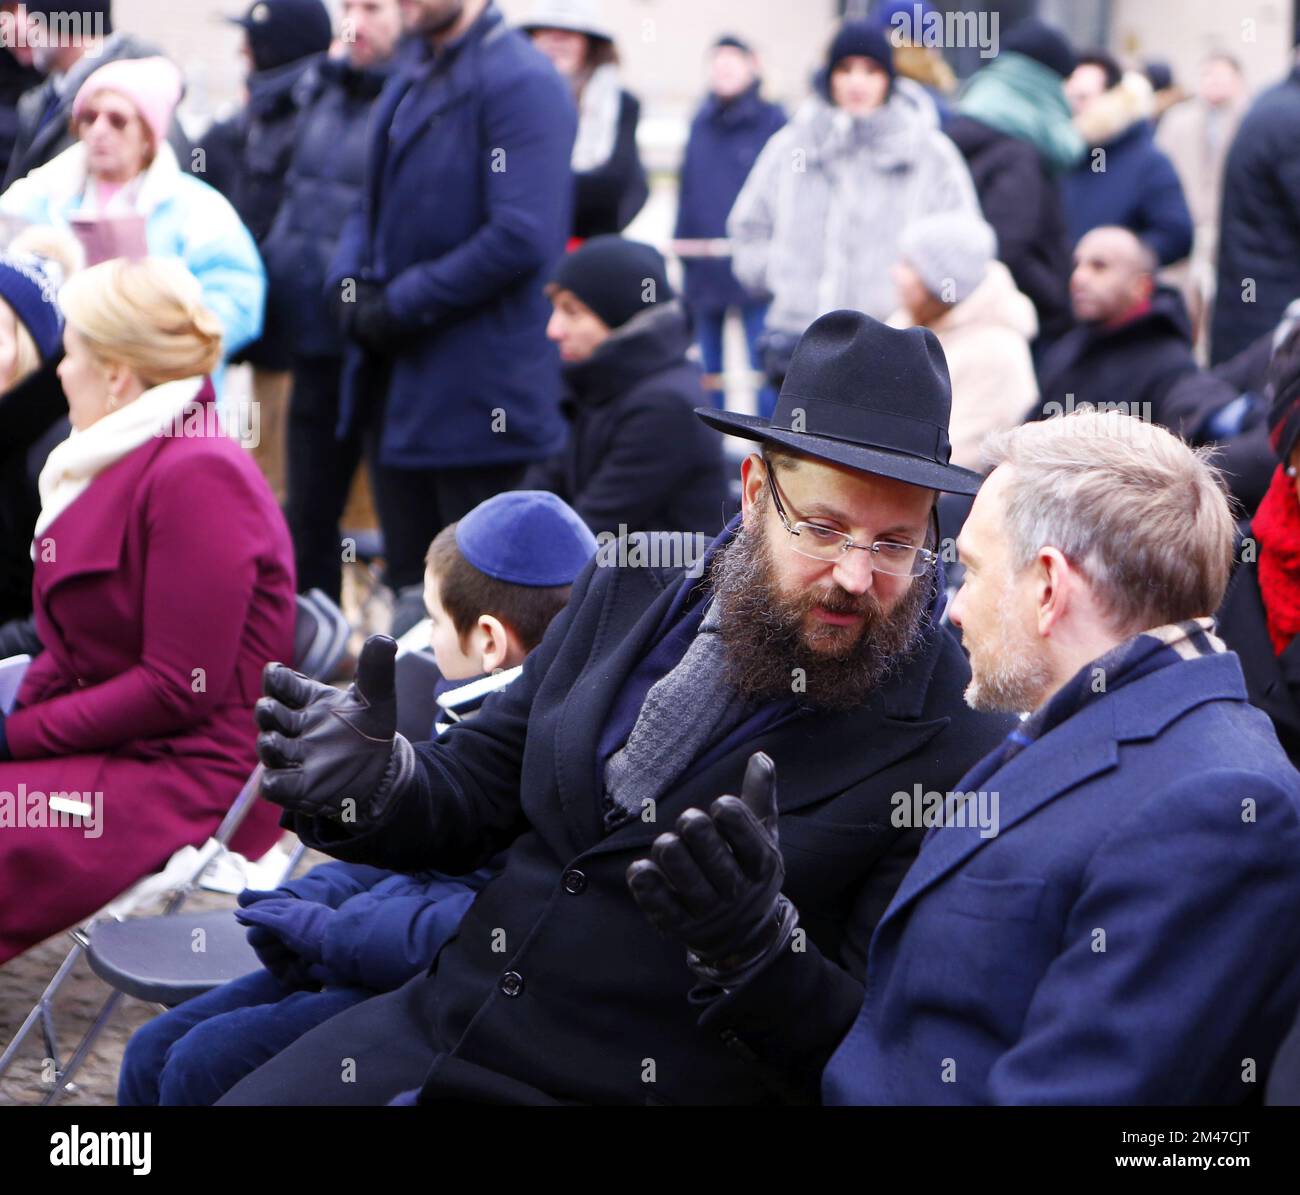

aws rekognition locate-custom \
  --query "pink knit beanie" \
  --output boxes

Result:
[72,56,183,150]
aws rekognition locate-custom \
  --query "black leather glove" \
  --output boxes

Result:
[626,752,797,988]
[254,634,415,822]
[348,280,409,355]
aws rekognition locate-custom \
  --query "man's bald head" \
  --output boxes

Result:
[1069,226,1156,324]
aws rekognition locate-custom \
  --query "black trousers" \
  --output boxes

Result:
[370,457,526,592]
[284,355,364,605]
[286,354,527,598]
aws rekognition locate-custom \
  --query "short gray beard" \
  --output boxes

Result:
[962,585,1053,714]
[709,506,933,712]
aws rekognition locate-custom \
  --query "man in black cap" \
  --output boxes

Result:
[197,0,335,502]
[221,311,1012,1107]
[520,234,727,539]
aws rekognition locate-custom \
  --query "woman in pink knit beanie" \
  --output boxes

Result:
[70,56,183,186]
[0,53,267,369]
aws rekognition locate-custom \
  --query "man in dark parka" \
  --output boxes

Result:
[224,310,1013,1106]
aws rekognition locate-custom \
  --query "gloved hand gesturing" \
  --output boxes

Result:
[626,752,797,987]
[255,634,415,820]
[234,897,333,963]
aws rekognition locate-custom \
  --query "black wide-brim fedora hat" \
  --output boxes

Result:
[697,309,983,496]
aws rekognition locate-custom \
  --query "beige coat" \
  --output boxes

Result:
[889,260,1038,471]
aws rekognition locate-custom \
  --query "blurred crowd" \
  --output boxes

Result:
[4,0,1300,1109]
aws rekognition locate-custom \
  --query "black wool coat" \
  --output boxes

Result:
[276,537,1014,1105]
[1217,549,1300,769]
[521,302,730,538]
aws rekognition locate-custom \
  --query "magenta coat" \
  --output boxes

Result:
[0,383,295,963]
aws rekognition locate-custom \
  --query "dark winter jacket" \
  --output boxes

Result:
[0,358,65,624]
[260,54,391,361]
[1033,286,1201,429]
[0,50,43,183]
[283,524,1014,1105]
[1062,119,1193,266]
[1217,540,1300,769]
[1212,67,1300,365]
[272,858,498,993]
[2,33,190,189]
[674,82,785,313]
[329,4,576,470]
[573,89,647,239]
[199,54,322,371]
[943,113,1073,344]
[520,301,728,537]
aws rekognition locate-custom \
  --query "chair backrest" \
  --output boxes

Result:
[294,589,350,682]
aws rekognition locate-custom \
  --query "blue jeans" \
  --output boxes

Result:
[695,301,776,419]
[117,969,372,1106]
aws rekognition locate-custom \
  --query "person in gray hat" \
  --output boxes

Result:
[213,309,1012,1107]
[888,211,1039,470]
[521,0,647,239]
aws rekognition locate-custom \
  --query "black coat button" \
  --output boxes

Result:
[561,868,587,894]
[499,970,524,997]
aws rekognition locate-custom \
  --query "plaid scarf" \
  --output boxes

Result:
[957,618,1226,793]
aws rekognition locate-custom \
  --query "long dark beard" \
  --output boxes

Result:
[709,507,933,712]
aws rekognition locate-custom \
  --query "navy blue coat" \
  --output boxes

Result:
[823,651,1300,1104]
[1212,69,1300,365]
[675,84,786,314]
[260,55,391,361]
[329,5,576,469]
[277,858,497,992]
[1061,121,1193,266]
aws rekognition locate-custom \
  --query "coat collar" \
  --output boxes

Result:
[874,650,1249,936]
[380,3,505,167]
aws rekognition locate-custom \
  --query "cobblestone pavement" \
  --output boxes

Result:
[0,852,330,1107]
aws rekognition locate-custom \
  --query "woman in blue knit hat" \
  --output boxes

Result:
[727,19,980,392]
[0,249,66,633]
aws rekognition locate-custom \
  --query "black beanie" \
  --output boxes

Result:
[551,236,672,330]
[1002,18,1077,79]
[229,0,333,75]
[826,19,895,81]
[714,34,752,55]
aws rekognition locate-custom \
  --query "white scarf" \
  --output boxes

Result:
[32,375,207,554]
[571,62,622,173]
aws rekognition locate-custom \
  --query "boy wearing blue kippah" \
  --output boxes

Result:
[117,492,596,1106]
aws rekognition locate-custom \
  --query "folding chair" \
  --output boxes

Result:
[0,590,350,1103]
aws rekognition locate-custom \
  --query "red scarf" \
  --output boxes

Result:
[1253,465,1300,655]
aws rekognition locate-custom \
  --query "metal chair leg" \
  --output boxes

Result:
[0,941,84,1078]
[40,987,124,1105]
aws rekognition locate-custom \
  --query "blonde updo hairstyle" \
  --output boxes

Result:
[58,257,223,388]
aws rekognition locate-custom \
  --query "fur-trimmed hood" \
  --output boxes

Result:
[1075,70,1156,148]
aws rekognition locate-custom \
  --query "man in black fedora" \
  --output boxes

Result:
[224,309,1013,1106]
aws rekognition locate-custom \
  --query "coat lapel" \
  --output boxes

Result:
[877,718,1119,933]
[35,435,164,597]
[551,563,683,849]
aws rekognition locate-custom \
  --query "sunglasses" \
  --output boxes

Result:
[76,108,134,133]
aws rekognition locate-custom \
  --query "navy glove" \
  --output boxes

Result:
[255,634,416,821]
[234,898,334,963]
[626,752,797,987]
[239,919,326,992]
[236,886,297,909]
